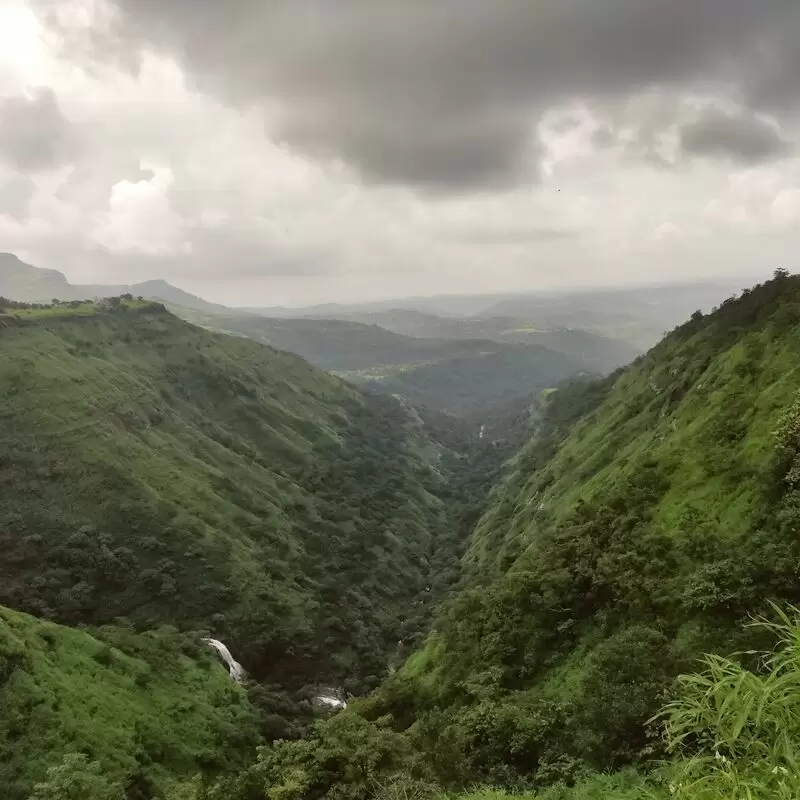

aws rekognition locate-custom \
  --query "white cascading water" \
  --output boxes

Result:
[315,692,348,710]
[203,639,348,710]
[203,638,246,683]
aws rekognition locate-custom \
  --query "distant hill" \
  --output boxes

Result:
[0,252,226,313]
[0,252,73,301]
[291,307,640,370]
[478,281,748,348]
[1,252,745,354]
[171,309,496,372]
[174,308,598,415]
[241,293,502,318]
[245,281,748,351]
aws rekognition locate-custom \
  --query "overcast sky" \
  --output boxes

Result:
[0,0,798,305]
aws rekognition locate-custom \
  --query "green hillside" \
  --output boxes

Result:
[233,271,800,797]
[0,605,260,800]
[405,271,800,777]
[0,297,457,703]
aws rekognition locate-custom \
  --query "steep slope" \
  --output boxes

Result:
[0,605,260,800]
[0,297,451,698]
[243,271,800,797]
[396,272,800,778]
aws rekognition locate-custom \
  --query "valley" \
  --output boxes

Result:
[0,257,797,800]
[4,2,797,797]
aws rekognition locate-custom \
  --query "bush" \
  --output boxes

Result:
[663,605,800,799]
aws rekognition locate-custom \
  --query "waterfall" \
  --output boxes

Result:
[315,691,347,710]
[203,638,246,683]
[202,639,347,712]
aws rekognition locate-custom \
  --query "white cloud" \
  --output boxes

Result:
[771,189,800,227]
[90,166,187,255]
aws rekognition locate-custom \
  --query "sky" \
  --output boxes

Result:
[0,1,798,306]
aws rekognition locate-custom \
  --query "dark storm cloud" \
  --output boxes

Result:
[679,109,793,163]
[0,88,80,172]
[37,1,800,189]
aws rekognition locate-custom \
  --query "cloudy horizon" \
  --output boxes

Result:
[0,0,798,306]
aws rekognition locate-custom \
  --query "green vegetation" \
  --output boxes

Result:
[662,605,800,800]
[218,607,800,800]
[4,265,800,799]
[0,605,260,799]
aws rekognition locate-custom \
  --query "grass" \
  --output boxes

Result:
[445,770,661,799]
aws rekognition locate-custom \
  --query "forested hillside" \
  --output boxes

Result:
[0,297,468,708]
[236,271,800,798]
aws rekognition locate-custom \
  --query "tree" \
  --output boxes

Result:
[28,754,124,800]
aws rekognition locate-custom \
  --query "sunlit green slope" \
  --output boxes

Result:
[0,605,260,800]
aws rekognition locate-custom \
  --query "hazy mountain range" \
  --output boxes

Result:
[0,252,752,417]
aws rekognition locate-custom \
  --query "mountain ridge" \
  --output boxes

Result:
[0,252,228,313]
